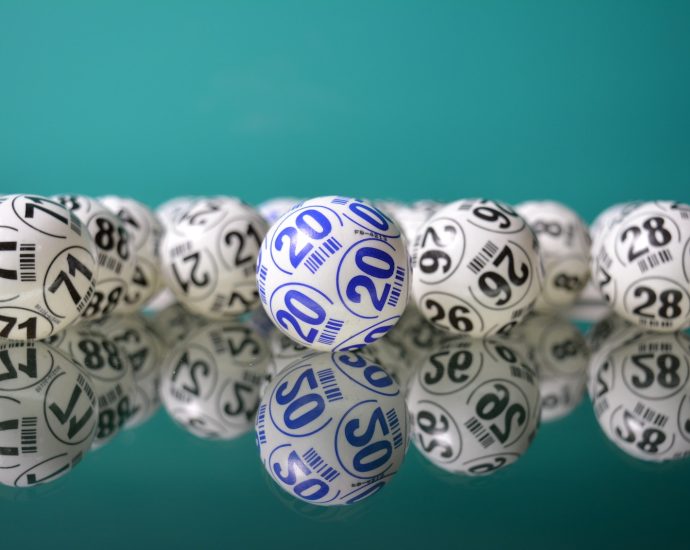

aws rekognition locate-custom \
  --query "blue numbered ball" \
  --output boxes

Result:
[256,351,409,506]
[257,196,411,351]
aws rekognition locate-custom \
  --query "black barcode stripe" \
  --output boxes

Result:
[638,249,673,273]
[467,241,499,274]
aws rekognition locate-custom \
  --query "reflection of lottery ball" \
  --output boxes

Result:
[0,340,97,487]
[593,201,690,332]
[516,201,590,311]
[54,195,136,320]
[95,315,164,429]
[514,314,589,422]
[49,324,136,449]
[258,197,300,227]
[160,197,268,319]
[411,199,543,337]
[0,194,97,339]
[149,303,207,346]
[160,320,270,440]
[257,196,410,351]
[100,196,164,313]
[256,351,408,506]
[268,331,315,377]
[406,336,540,476]
[590,328,690,462]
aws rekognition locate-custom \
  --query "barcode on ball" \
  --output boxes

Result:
[303,447,340,482]
[386,408,403,449]
[19,243,36,282]
[633,402,668,427]
[97,252,122,275]
[304,237,342,274]
[316,318,344,346]
[637,249,673,273]
[465,416,495,448]
[21,416,38,454]
[467,241,499,274]
[316,367,343,402]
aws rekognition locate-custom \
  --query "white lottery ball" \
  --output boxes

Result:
[49,323,136,449]
[53,195,136,320]
[156,196,196,230]
[0,340,97,487]
[256,351,408,506]
[160,197,268,319]
[411,199,543,337]
[593,201,690,332]
[589,328,690,462]
[516,200,591,311]
[590,201,642,256]
[160,320,270,440]
[257,196,410,351]
[95,314,165,430]
[258,197,301,227]
[406,335,540,476]
[0,194,97,340]
[100,196,164,313]
[513,314,589,422]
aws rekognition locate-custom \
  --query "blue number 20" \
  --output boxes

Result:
[346,247,394,311]
[275,210,332,268]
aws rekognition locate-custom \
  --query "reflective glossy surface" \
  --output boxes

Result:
[1,307,689,548]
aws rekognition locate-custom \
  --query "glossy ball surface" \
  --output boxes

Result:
[257,196,410,351]
[0,340,97,487]
[0,194,97,339]
[593,201,690,332]
[100,196,164,313]
[256,351,408,505]
[411,199,543,337]
[160,197,267,319]
[517,200,591,311]
[53,195,136,320]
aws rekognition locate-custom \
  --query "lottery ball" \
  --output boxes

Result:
[256,351,408,506]
[589,327,690,462]
[513,314,589,422]
[160,320,270,439]
[0,194,97,340]
[100,196,164,313]
[160,197,268,319]
[590,202,642,257]
[156,196,195,230]
[592,201,690,332]
[95,314,165,429]
[411,198,543,337]
[257,196,410,351]
[516,200,591,311]
[406,335,540,475]
[53,195,136,320]
[48,323,136,449]
[258,197,300,227]
[0,340,97,487]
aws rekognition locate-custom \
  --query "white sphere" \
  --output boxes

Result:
[589,328,690,462]
[0,340,97,487]
[53,195,136,320]
[592,201,690,332]
[516,200,591,311]
[406,335,540,476]
[100,196,164,313]
[160,197,267,319]
[156,196,196,230]
[513,313,589,422]
[0,194,98,339]
[95,314,164,429]
[149,303,207,347]
[256,351,409,505]
[160,320,270,439]
[258,197,300,227]
[49,323,136,449]
[590,202,642,256]
[411,198,543,337]
[257,196,411,351]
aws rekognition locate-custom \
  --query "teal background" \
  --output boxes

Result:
[1,1,690,549]
[1,1,689,217]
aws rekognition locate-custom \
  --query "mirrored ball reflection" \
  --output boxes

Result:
[406,333,541,476]
[0,340,97,487]
[160,320,270,440]
[588,321,690,462]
